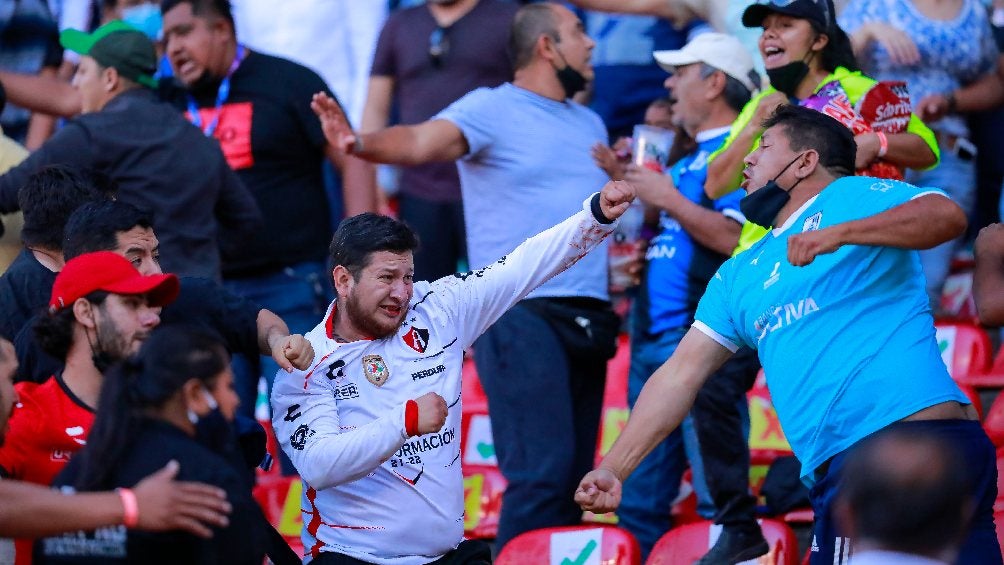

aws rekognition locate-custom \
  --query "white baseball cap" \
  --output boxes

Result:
[653,33,758,93]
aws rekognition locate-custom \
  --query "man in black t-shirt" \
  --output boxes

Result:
[366,0,516,280]
[159,0,376,430]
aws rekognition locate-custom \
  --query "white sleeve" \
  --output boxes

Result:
[429,196,617,349]
[271,360,409,491]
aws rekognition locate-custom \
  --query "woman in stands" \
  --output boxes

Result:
[704,0,940,253]
[34,326,269,564]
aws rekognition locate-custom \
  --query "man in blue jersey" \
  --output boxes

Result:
[615,33,766,562]
[576,105,1000,565]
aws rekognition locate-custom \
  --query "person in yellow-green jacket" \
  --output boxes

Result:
[705,0,940,254]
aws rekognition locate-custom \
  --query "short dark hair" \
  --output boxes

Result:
[63,200,154,261]
[838,426,972,556]
[329,213,419,283]
[762,105,855,178]
[509,3,559,70]
[698,64,756,113]
[17,165,116,250]
[160,0,234,28]
[34,291,109,361]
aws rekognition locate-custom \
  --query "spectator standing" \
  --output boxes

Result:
[312,2,620,549]
[270,182,633,564]
[159,0,376,424]
[363,0,517,281]
[704,0,940,252]
[576,106,998,565]
[0,21,261,281]
[613,33,765,563]
[840,0,1001,310]
[0,0,61,147]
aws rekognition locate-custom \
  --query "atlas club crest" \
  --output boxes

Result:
[362,354,391,387]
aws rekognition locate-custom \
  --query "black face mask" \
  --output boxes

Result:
[740,154,805,227]
[553,48,587,99]
[766,49,817,97]
[195,406,238,455]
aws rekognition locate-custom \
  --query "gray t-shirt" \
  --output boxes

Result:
[436,83,611,300]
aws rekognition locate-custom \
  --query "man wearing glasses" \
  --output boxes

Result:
[363,0,517,282]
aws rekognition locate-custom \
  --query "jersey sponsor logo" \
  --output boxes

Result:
[187,101,255,170]
[403,327,430,353]
[290,424,314,451]
[411,364,446,381]
[763,261,781,289]
[283,404,302,422]
[325,359,346,381]
[754,297,820,342]
[362,355,390,387]
[65,426,87,446]
[802,212,822,232]
[394,427,456,458]
[333,382,360,400]
[869,179,894,193]
[645,242,677,261]
[51,449,73,462]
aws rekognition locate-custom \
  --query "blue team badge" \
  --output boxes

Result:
[802,212,822,232]
[362,354,391,387]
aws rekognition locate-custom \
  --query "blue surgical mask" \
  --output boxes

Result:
[122,4,162,41]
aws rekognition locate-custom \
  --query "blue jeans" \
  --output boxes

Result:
[225,260,333,472]
[808,419,1000,565]
[907,148,975,310]
[473,302,607,551]
[619,326,715,560]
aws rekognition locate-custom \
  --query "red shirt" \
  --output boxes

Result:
[0,375,94,565]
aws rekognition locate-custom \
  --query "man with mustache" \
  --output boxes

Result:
[271,180,634,564]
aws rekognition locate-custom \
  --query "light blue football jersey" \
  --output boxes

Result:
[694,176,969,484]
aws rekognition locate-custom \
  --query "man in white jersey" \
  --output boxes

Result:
[575,106,1000,565]
[271,180,634,565]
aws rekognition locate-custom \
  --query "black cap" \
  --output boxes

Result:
[60,21,157,88]
[742,0,833,32]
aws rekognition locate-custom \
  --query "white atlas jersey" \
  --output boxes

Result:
[271,200,617,564]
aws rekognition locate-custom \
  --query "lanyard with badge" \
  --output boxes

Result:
[186,44,247,137]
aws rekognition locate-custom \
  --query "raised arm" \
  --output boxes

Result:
[312,91,469,166]
[0,69,81,118]
[706,92,788,199]
[563,0,691,22]
[787,192,967,266]
[575,328,734,513]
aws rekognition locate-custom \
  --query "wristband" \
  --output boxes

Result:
[590,193,614,224]
[352,133,364,155]
[875,131,888,158]
[405,400,419,437]
[117,488,139,528]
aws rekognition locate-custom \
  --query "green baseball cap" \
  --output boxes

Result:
[60,21,158,89]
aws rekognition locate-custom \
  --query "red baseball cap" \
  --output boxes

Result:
[49,251,180,311]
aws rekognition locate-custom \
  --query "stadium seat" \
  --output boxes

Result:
[646,519,798,565]
[985,398,1004,448]
[935,323,995,387]
[747,371,794,466]
[462,464,507,539]
[971,347,1004,390]
[496,525,641,565]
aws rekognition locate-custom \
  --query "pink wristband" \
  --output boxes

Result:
[117,487,139,528]
[875,131,888,158]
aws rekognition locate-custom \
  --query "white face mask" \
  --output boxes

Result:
[187,388,218,424]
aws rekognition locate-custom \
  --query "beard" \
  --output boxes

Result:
[92,315,145,372]
[344,293,406,340]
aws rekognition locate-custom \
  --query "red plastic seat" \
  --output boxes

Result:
[496,525,641,565]
[646,519,798,565]
[934,323,995,387]
[252,474,304,557]
[462,464,507,539]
